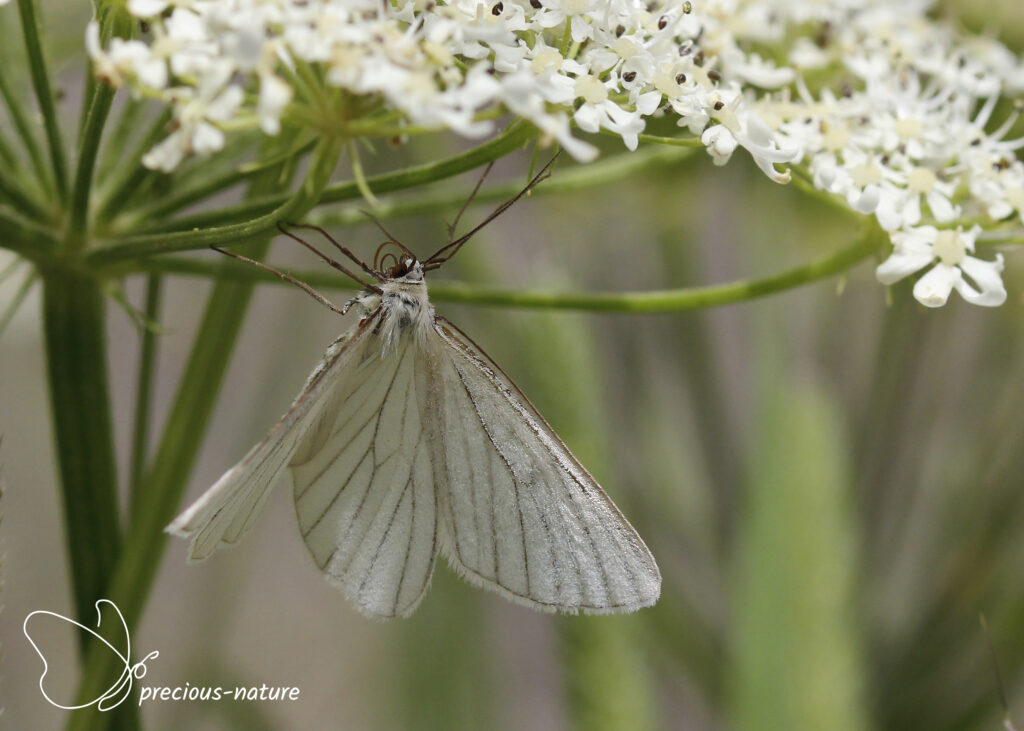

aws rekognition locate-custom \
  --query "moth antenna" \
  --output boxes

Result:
[360,211,414,263]
[446,161,495,244]
[277,222,383,293]
[211,246,351,315]
[284,222,381,282]
[424,153,560,271]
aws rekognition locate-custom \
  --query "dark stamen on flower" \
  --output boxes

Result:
[675,73,686,84]
[713,100,724,110]
[708,69,721,82]
[658,16,668,30]
[623,71,637,82]
[492,2,503,14]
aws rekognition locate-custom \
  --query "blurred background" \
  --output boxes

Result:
[2,1,1024,729]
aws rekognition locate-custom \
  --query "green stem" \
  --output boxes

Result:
[104,121,535,244]
[69,137,343,731]
[17,0,68,201]
[0,208,59,258]
[67,83,117,251]
[130,230,881,312]
[87,140,345,264]
[128,274,163,510]
[41,266,121,630]
[0,50,51,193]
[96,95,146,183]
[121,135,318,225]
[305,144,694,229]
[94,108,173,224]
[0,268,37,338]
[789,166,866,221]
[346,137,380,206]
[0,113,25,169]
[629,131,705,147]
[0,162,49,221]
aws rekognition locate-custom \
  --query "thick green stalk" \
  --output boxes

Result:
[128,274,163,507]
[130,229,881,313]
[17,0,68,200]
[41,265,121,629]
[69,137,342,731]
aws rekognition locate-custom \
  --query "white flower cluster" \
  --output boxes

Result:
[86,0,1024,307]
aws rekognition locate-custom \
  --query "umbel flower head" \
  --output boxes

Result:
[87,0,1023,308]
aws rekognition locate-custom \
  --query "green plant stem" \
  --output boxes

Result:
[67,83,117,251]
[0,115,25,169]
[789,166,866,221]
[306,143,694,229]
[87,144,347,264]
[0,269,37,337]
[0,208,59,258]
[0,52,51,193]
[41,266,121,630]
[94,108,173,223]
[96,95,146,183]
[101,121,535,245]
[17,0,68,201]
[69,138,342,731]
[121,135,318,224]
[128,274,163,509]
[0,163,49,221]
[130,230,881,312]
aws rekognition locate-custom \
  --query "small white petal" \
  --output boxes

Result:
[192,122,225,155]
[573,104,601,133]
[925,190,957,223]
[876,250,934,285]
[955,254,1007,306]
[848,185,880,214]
[127,0,168,17]
[912,263,960,307]
[258,74,293,136]
[636,91,661,116]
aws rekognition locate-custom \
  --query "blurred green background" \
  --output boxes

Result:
[2,1,1024,729]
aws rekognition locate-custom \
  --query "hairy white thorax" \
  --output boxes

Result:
[348,258,434,353]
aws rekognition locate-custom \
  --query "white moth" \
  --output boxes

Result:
[168,164,661,618]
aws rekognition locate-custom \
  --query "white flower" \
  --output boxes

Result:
[876,225,1007,307]
[86,22,168,89]
[80,0,1024,306]
[142,78,243,171]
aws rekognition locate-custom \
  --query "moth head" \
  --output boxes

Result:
[374,241,423,282]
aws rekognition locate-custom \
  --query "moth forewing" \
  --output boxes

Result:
[166,315,379,562]
[427,318,661,614]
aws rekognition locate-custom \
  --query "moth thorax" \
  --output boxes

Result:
[379,279,433,349]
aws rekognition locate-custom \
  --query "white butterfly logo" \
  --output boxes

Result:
[168,159,661,618]
[23,599,159,711]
